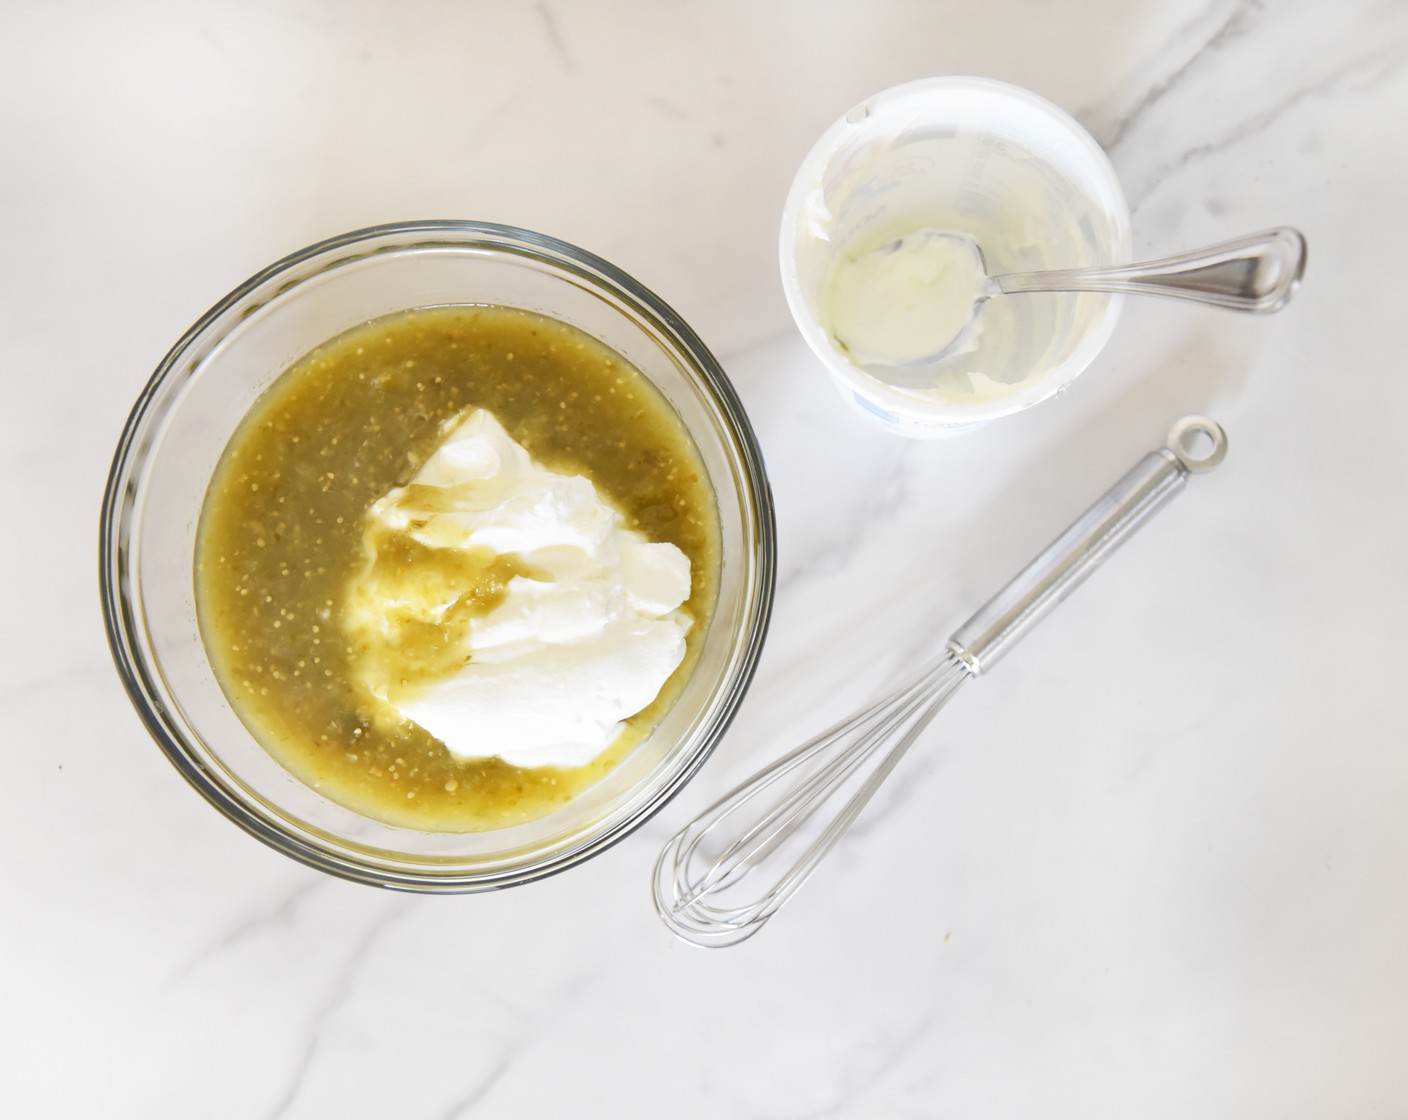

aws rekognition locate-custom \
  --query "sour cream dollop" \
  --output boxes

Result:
[824,228,985,366]
[345,408,691,768]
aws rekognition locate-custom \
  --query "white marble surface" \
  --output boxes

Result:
[4,1,1407,1115]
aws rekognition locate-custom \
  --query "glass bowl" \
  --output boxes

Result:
[101,221,776,892]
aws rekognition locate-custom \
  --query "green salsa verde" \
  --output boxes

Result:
[195,305,720,831]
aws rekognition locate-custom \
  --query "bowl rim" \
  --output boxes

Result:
[99,218,777,892]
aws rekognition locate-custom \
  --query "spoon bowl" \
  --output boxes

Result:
[837,226,1307,368]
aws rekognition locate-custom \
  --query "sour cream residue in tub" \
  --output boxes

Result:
[824,229,986,367]
[344,407,692,769]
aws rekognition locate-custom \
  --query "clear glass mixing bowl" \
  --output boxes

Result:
[101,221,776,891]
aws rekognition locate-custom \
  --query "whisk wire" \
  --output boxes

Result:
[760,677,957,912]
[655,653,970,944]
[667,652,962,905]
[692,689,922,891]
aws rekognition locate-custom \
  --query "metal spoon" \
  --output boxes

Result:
[855,226,1307,366]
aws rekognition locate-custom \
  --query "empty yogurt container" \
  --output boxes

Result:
[780,77,1132,437]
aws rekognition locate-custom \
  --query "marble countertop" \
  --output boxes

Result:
[4,1,1407,1115]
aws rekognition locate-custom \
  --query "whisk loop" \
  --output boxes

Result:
[653,417,1229,948]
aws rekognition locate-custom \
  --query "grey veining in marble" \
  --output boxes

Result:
[3,0,1406,1116]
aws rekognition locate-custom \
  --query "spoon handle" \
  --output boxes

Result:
[993,227,1307,312]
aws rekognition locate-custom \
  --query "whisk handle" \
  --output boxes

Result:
[948,417,1227,674]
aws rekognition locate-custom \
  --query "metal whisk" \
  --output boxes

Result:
[654,416,1228,947]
